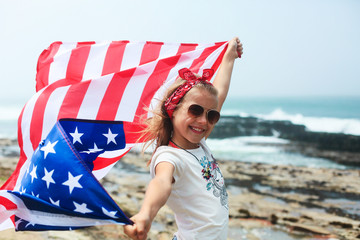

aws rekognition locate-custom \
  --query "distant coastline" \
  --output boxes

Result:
[210,115,360,168]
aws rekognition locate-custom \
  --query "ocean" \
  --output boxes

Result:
[1,95,360,169]
[221,96,360,134]
[207,96,360,169]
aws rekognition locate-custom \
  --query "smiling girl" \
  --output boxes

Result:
[124,37,243,240]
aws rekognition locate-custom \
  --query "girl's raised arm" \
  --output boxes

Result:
[213,37,243,112]
[205,37,243,139]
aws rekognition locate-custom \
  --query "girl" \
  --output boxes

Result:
[124,37,243,240]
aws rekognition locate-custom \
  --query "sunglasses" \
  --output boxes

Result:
[187,104,220,124]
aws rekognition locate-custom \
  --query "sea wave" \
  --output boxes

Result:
[223,108,360,136]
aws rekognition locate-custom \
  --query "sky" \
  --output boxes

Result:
[1,0,360,107]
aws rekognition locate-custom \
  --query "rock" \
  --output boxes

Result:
[1,151,360,239]
[209,115,360,166]
[270,214,278,224]
[288,223,331,235]
[221,159,360,239]
[0,138,16,146]
[238,209,251,218]
[330,221,353,229]
[211,115,360,149]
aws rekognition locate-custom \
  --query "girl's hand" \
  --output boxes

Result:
[123,213,152,240]
[123,162,174,239]
[224,37,243,61]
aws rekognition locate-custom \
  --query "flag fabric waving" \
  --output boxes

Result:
[0,40,229,231]
[1,119,133,230]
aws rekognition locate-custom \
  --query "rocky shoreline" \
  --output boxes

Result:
[0,139,360,240]
[210,115,360,167]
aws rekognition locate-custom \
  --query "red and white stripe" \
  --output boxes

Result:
[0,40,228,230]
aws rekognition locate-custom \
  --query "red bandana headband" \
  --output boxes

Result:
[164,68,214,119]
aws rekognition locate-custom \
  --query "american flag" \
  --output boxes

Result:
[0,40,228,230]
[3,119,133,230]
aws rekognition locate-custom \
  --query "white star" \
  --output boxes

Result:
[40,140,58,159]
[42,168,55,189]
[15,219,23,230]
[62,172,83,194]
[73,202,93,214]
[103,128,118,145]
[26,164,30,176]
[49,197,60,207]
[20,187,26,194]
[89,143,103,153]
[29,165,37,183]
[70,127,84,144]
[81,143,103,154]
[102,207,117,218]
[31,192,39,198]
[25,221,36,228]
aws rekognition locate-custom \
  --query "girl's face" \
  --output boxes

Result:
[171,87,218,149]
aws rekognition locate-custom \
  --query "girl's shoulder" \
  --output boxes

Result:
[152,137,209,163]
[154,145,181,155]
[150,145,186,178]
[152,145,184,163]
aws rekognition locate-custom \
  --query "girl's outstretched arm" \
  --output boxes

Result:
[213,37,243,112]
[123,162,174,240]
[205,37,243,139]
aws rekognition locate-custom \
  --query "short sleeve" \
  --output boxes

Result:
[150,147,185,183]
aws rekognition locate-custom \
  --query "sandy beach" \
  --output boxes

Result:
[1,139,360,240]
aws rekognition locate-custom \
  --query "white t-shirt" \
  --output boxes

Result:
[150,138,229,240]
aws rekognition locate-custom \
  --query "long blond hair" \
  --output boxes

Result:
[140,77,218,159]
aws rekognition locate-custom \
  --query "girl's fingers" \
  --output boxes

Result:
[230,37,242,58]
[237,41,243,58]
[237,50,242,58]
[124,224,138,239]
[136,223,146,240]
[237,43,243,58]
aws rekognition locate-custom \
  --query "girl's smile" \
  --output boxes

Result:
[189,126,205,133]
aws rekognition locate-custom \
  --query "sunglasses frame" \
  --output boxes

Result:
[187,104,220,124]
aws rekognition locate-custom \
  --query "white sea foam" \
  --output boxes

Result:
[207,136,287,154]
[207,136,348,169]
[225,108,360,136]
[221,109,250,118]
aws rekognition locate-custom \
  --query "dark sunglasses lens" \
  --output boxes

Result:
[188,104,204,117]
[208,110,220,124]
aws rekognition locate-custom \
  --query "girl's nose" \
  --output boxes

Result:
[197,112,208,125]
